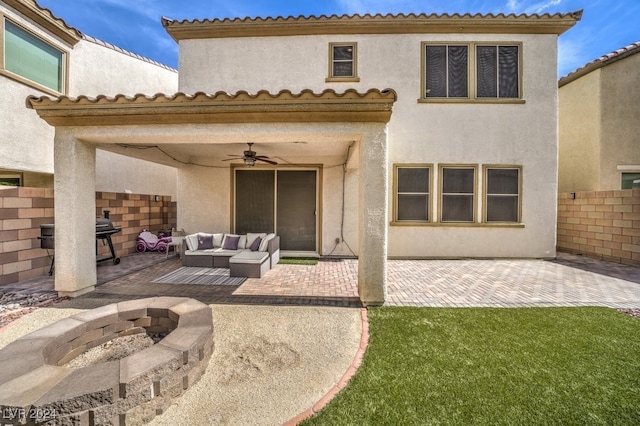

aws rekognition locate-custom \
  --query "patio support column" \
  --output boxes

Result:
[358,124,388,305]
[53,129,97,297]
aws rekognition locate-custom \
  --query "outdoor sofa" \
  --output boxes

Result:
[183,232,280,277]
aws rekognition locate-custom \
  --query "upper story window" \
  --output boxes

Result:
[1,18,66,94]
[327,42,360,82]
[422,42,522,102]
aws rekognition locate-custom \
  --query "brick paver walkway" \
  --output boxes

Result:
[4,252,639,310]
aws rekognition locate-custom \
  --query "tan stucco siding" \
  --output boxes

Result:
[599,53,640,190]
[558,70,602,192]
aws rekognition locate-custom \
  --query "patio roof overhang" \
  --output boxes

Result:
[26,88,397,126]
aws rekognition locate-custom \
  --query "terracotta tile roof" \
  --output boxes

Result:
[4,0,81,44]
[559,41,640,87]
[162,11,583,41]
[25,89,398,126]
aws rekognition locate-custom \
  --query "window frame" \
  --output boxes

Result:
[438,164,478,223]
[392,164,433,225]
[326,42,360,83]
[1,15,68,95]
[482,165,522,224]
[420,41,524,104]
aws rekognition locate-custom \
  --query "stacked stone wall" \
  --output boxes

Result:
[0,187,176,285]
[557,189,640,265]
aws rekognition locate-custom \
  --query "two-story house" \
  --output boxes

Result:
[27,12,582,304]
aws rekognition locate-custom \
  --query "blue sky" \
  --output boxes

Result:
[36,0,639,78]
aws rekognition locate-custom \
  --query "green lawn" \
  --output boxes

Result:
[303,307,640,425]
[278,257,319,265]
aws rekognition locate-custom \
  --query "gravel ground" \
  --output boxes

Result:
[0,304,363,426]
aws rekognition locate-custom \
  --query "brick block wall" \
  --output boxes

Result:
[557,189,640,265]
[0,187,176,285]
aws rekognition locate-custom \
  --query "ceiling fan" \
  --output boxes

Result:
[222,143,278,167]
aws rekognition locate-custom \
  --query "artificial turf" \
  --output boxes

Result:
[303,307,640,425]
[278,257,319,265]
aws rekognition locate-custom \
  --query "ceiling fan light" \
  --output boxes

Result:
[244,157,256,167]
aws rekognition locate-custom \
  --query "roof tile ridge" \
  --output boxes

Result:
[559,40,640,85]
[30,0,82,37]
[81,34,177,73]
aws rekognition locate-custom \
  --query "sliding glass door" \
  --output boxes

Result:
[235,169,317,252]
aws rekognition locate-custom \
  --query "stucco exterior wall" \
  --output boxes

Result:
[1,2,178,196]
[559,50,640,192]
[599,53,640,189]
[558,70,601,192]
[178,32,560,258]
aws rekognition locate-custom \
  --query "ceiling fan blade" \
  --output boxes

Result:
[256,158,278,165]
[222,157,243,161]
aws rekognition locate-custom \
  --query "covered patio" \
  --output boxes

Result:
[27,89,396,305]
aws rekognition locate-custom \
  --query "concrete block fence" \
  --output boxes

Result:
[558,189,640,266]
[0,187,176,285]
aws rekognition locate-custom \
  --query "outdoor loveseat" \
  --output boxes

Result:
[183,232,280,277]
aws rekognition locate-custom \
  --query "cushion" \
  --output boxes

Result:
[184,234,199,251]
[246,232,267,248]
[259,233,276,252]
[212,233,224,248]
[249,236,262,251]
[238,235,247,250]
[221,234,240,250]
[197,234,213,250]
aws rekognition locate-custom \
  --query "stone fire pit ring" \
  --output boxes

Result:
[0,297,214,425]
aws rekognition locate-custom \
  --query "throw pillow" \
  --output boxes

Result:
[249,236,262,251]
[221,235,240,250]
[197,234,213,250]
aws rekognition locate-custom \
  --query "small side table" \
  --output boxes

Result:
[166,236,184,259]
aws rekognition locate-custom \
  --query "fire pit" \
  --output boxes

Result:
[0,297,214,425]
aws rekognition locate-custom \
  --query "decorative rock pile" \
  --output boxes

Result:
[0,297,214,425]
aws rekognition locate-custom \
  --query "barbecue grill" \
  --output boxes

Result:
[38,211,122,274]
[96,211,122,265]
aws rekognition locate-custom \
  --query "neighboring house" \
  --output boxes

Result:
[0,0,179,196]
[27,11,582,304]
[558,41,640,192]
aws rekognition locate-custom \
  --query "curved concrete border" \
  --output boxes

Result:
[284,307,370,425]
[0,297,213,425]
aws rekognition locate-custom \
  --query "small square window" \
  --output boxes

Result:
[327,42,359,82]
[621,172,640,189]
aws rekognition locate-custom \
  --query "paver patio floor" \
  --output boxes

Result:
[3,252,639,310]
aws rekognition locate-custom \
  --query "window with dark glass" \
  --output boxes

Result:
[396,166,430,222]
[330,43,356,78]
[441,167,475,222]
[621,172,640,189]
[476,45,519,98]
[485,168,520,222]
[3,19,64,92]
[425,44,468,98]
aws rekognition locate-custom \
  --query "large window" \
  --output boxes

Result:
[484,166,521,223]
[394,165,431,222]
[327,42,359,82]
[440,165,476,222]
[2,18,65,93]
[423,42,521,101]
